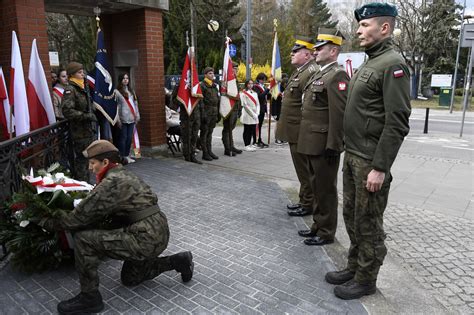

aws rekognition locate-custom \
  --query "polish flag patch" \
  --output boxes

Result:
[338,82,347,91]
[393,69,404,78]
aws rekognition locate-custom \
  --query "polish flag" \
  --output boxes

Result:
[26,39,56,131]
[10,31,29,136]
[0,67,13,139]
[219,37,239,118]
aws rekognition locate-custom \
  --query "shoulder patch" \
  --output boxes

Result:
[393,69,404,78]
[338,82,347,91]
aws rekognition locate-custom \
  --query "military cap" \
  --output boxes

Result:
[66,62,83,76]
[354,2,398,22]
[82,140,119,158]
[314,28,345,48]
[291,36,315,52]
[203,67,214,74]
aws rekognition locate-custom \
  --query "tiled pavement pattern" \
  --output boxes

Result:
[384,202,474,314]
[0,157,366,314]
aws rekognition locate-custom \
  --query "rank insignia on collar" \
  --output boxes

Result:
[314,81,324,86]
[338,82,347,91]
[393,69,404,78]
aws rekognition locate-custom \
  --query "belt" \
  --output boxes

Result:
[112,205,160,227]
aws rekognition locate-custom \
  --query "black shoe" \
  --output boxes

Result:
[258,141,269,147]
[202,153,213,161]
[298,229,317,237]
[224,150,236,156]
[287,207,311,216]
[326,269,356,285]
[304,236,334,246]
[57,291,104,315]
[209,151,219,159]
[231,147,243,154]
[184,155,190,162]
[287,202,302,210]
[334,280,376,300]
[170,251,194,283]
[190,156,203,165]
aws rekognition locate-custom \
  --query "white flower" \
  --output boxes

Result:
[19,220,30,228]
[73,199,83,207]
[42,176,54,185]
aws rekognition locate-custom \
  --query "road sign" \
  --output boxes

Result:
[229,44,237,58]
[461,23,474,47]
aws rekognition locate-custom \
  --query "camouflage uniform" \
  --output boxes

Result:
[40,166,175,293]
[170,86,201,161]
[62,81,96,181]
[343,38,411,284]
[199,80,220,159]
[221,82,241,154]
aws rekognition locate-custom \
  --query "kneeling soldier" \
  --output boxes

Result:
[39,140,194,314]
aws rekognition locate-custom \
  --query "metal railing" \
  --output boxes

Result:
[0,120,75,260]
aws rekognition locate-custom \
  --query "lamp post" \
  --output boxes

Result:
[246,0,252,80]
[449,0,467,113]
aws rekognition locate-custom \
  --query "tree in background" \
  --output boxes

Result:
[46,13,96,71]
[288,0,336,37]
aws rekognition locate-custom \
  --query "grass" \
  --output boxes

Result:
[411,95,472,111]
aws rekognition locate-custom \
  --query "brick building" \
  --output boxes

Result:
[0,0,169,151]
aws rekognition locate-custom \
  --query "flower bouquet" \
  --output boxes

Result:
[0,163,92,273]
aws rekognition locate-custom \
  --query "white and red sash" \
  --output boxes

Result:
[53,86,64,98]
[242,90,257,107]
[253,83,264,94]
[124,94,141,158]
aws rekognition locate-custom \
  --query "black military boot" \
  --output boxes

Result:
[57,290,104,314]
[325,269,355,284]
[170,251,194,282]
[231,147,243,154]
[208,146,219,159]
[190,155,203,164]
[224,150,236,156]
[334,279,376,300]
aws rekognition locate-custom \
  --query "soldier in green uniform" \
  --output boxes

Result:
[325,3,411,300]
[222,62,242,156]
[297,29,349,246]
[199,67,220,161]
[170,83,202,164]
[38,140,194,314]
[62,62,97,182]
[275,37,319,216]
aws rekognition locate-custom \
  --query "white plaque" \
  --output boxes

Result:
[430,74,452,87]
[49,51,59,67]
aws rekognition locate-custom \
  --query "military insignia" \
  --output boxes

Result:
[393,69,404,78]
[338,82,347,91]
[314,81,324,86]
[64,90,71,94]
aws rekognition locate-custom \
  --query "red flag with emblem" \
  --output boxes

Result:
[176,47,202,116]
[0,67,13,139]
[219,37,239,118]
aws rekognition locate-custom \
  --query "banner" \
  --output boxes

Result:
[91,29,118,125]
[176,47,203,116]
[10,31,29,136]
[219,37,239,118]
[269,31,282,100]
[0,67,13,139]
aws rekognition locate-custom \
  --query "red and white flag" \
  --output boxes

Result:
[219,37,239,118]
[27,39,56,131]
[0,67,13,139]
[10,31,29,136]
[176,47,202,116]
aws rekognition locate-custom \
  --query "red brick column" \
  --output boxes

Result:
[0,0,50,86]
[103,8,166,149]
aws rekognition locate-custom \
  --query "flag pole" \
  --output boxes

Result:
[186,27,192,160]
[9,104,13,138]
[267,19,278,146]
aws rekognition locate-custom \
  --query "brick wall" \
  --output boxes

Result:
[0,0,50,86]
[103,8,166,148]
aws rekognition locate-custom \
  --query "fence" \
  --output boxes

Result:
[0,120,75,260]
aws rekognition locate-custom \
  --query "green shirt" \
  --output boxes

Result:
[344,38,411,172]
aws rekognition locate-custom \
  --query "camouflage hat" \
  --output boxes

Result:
[354,2,398,22]
[314,28,345,48]
[292,36,315,52]
[82,140,119,158]
[203,67,214,74]
[66,62,83,76]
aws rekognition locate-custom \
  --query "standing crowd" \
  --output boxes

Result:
[37,2,411,314]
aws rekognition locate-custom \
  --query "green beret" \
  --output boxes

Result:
[354,2,398,22]
[83,140,118,158]
[203,67,214,74]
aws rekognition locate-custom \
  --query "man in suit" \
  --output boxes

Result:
[296,29,349,246]
[275,37,319,217]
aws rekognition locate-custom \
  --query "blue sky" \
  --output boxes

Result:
[459,0,473,16]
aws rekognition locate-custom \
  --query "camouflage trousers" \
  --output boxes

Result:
[289,143,314,209]
[200,106,218,155]
[74,211,170,293]
[180,109,201,159]
[222,110,238,152]
[73,137,94,182]
[342,152,391,284]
